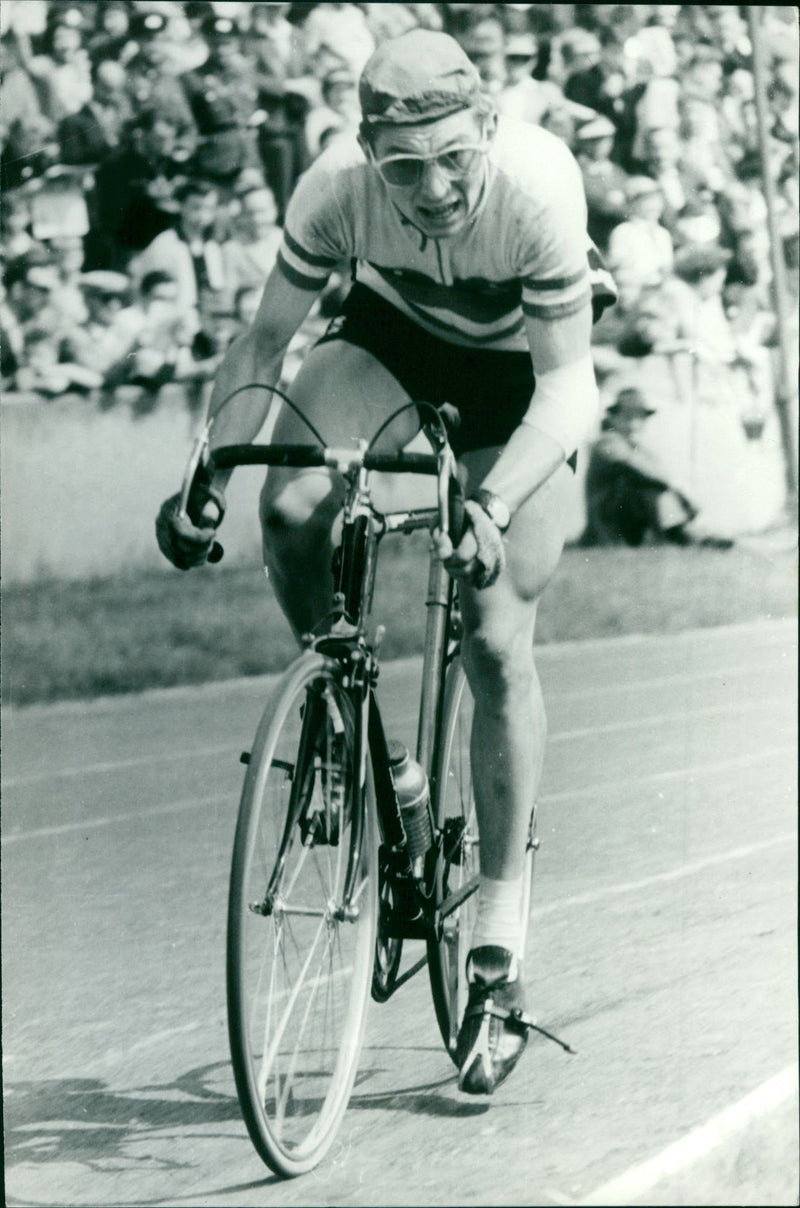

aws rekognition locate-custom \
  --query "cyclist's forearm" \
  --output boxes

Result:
[206,332,285,486]
[479,425,565,512]
[480,354,599,512]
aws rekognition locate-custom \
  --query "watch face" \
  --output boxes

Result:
[490,498,511,531]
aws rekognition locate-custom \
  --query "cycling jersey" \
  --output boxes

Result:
[277,116,615,353]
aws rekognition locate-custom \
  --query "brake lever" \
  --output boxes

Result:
[177,424,211,523]
[177,424,225,563]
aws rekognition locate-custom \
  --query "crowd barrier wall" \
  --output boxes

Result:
[2,358,789,585]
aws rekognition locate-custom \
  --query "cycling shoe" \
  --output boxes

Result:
[455,945,528,1095]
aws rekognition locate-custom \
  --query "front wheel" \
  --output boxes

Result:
[227,652,377,1178]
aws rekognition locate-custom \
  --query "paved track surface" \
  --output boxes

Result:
[3,620,797,1207]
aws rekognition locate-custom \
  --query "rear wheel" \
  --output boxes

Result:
[426,660,480,1057]
[227,653,377,1177]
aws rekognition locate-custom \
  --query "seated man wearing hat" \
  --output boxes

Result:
[157,29,615,1096]
[582,388,698,547]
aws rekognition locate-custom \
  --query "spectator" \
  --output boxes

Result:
[100,269,215,395]
[717,152,772,293]
[304,66,359,160]
[459,14,507,94]
[539,102,577,147]
[722,258,777,423]
[58,57,132,165]
[18,5,93,124]
[581,388,702,548]
[363,4,421,42]
[670,243,739,369]
[671,194,723,250]
[181,13,263,193]
[3,255,64,337]
[129,178,225,318]
[629,7,680,81]
[719,64,758,165]
[65,268,131,374]
[241,3,311,222]
[547,26,601,89]
[123,14,197,151]
[14,323,103,395]
[1,190,39,262]
[85,0,136,66]
[298,3,376,78]
[221,183,282,296]
[563,25,629,126]
[47,232,90,326]
[0,275,24,385]
[635,125,710,236]
[573,114,629,252]
[607,176,673,303]
[677,91,732,196]
[0,30,52,150]
[0,33,59,191]
[92,109,188,269]
[495,31,566,125]
[705,4,751,72]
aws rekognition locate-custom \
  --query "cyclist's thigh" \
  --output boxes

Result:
[262,341,420,513]
[458,447,572,633]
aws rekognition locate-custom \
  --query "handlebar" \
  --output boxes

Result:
[207,444,439,476]
[178,433,463,566]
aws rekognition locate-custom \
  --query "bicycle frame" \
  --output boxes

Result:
[319,454,460,941]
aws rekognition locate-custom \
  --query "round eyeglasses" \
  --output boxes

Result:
[371,143,487,188]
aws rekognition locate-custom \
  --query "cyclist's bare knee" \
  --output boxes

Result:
[261,470,342,557]
[461,615,540,713]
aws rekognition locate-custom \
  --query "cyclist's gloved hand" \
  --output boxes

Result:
[155,484,226,570]
[433,499,506,590]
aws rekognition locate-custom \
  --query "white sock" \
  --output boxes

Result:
[471,875,525,971]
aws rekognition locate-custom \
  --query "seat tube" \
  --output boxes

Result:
[416,554,453,777]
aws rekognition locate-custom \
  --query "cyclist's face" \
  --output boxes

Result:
[368,109,494,239]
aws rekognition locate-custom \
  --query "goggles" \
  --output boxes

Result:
[371,141,487,187]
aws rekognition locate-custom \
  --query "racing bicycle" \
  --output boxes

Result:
[177,395,553,1178]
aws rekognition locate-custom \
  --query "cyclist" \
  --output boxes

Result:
[157,29,614,1096]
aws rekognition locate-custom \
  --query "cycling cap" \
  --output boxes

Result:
[359,30,484,127]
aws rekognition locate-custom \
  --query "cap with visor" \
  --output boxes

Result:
[359,29,485,129]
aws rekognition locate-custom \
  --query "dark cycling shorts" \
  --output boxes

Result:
[316,282,535,457]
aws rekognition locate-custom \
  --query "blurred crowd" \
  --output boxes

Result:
[1,3,797,527]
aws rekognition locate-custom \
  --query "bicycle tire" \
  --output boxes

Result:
[426,660,534,1062]
[227,652,377,1177]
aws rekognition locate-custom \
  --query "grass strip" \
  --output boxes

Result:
[2,538,795,707]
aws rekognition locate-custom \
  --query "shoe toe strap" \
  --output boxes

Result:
[464,1000,576,1055]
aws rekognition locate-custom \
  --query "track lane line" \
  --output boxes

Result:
[532,832,796,919]
[3,692,793,788]
[3,743,794,844]
[570,1064,799,1206]
[541,743,795,805]
[0,792,236,844]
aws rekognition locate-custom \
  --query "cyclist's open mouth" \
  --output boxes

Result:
[417,199,463,230]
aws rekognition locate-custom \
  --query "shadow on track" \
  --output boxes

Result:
[3,1063,240,1173]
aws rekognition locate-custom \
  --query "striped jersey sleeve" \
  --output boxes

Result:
[277,153,353,292]
[504,131,593,323]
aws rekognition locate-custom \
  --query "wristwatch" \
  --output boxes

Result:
[469,488,512,534]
